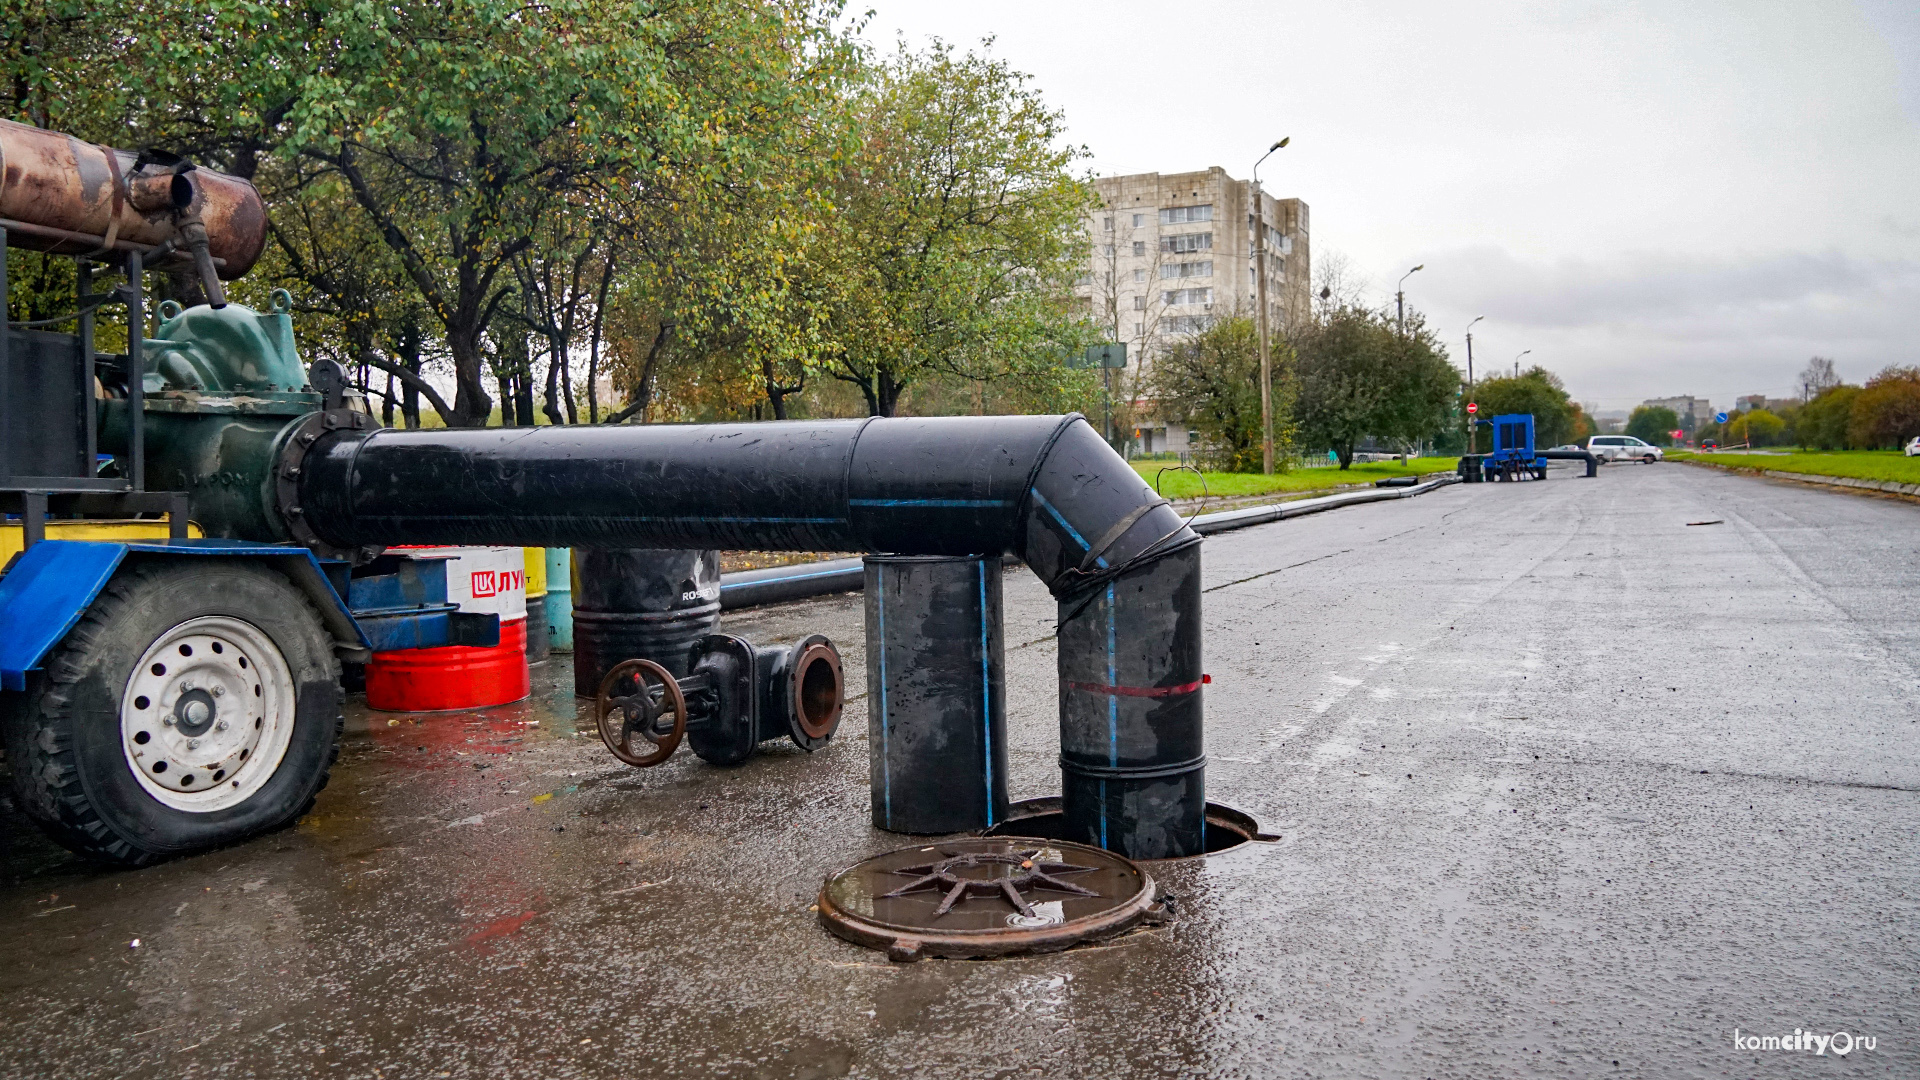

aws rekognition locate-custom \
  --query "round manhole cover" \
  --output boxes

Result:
[817,837,1161,962]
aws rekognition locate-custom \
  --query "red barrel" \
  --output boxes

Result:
[367,617,530,711]
[367,546,531,711]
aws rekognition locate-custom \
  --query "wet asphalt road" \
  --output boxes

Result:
[2,462,1915,1079]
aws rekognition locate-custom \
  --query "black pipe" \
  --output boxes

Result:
[865,555,1009,835]
[720,557,864,610]
[299,415,1204,857]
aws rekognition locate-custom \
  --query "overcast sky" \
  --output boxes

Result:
[857,0,1920,413]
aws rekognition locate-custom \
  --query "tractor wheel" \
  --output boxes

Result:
[1,560,341,866]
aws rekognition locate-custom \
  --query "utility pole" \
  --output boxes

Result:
[1396,264,1423,336]
[1465,315,1483,455]
[1251,137,1289,475]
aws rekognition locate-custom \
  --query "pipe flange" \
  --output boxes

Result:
[274,409,380,565]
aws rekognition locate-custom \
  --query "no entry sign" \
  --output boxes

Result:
[1466,402,1478,415]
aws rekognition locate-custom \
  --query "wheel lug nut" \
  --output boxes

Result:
[162,717,175,727]
[188,739,200,750]
[180,681,193,691]
[212,686,225,698]
[215,720,228,732]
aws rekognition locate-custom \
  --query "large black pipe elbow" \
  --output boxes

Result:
[298,415,1205,857]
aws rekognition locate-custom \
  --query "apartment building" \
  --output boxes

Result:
[1642,395,1715,434]
[1080,167,1311,455]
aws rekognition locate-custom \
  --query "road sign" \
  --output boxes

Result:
[1466,402,1478,415]
[1072,343,1127,369]
[1714,411,1728,423]
[1671,429,1685,440]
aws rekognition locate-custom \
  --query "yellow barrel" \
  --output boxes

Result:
[522,548,551,663]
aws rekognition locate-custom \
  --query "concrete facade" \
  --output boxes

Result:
[1642,395,1716,434]
[1080,168,1311,455]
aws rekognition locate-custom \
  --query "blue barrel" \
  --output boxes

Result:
[547,547,573,651]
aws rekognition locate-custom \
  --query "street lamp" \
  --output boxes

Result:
[1396,264,1423,335]
[1513,349,1531,377]
[1252,136,1289,475]
[1465,315,1484,454]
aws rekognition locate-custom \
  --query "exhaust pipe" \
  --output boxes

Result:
[297,415,1206,858]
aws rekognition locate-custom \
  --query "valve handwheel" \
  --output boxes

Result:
[595,658,687,768]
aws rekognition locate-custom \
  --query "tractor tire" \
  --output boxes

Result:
[1,560,341,866]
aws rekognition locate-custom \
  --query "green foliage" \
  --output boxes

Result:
[1795,386,1859,449]
[1472,367,1581,448]
[1848,367,1920,449]
[822,42,1098,416]
[1725,409,1785,447]
[1626,405,1680,446]
[1145,316,1280,472]
[1291,306,1459,468]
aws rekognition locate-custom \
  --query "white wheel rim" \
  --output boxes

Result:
[120,615,297,813]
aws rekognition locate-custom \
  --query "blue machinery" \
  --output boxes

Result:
[1458,413,1599,482]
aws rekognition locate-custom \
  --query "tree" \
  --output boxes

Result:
[1293,304,1458,468]
[1146,316,1280,471]
[1797,385,1860,449]
[1800,356,1841,398]
[1726,409,1785,447]
[1848,366,1920,449]
[1466,367,1579,448]
[1626,405,1681,446]
[825,42,1094,416]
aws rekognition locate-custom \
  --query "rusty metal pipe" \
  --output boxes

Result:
[0,119,265,278]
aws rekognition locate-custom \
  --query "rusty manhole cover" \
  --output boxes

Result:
[817,837,1161,962]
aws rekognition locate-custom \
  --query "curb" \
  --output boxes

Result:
[718,476,1464,609]
[1678,460,1920,500]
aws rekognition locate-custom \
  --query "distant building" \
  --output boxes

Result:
[1079,167,1311,455]
[1642,395,1715,435]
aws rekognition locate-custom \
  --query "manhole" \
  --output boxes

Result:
[983,798,1278,859]
[817,836,1163,962]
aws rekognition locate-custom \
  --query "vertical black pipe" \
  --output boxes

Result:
[126,252,145,491]
[1055,543,1205,860]
[866,555,1008,834]
[571,548,720,692]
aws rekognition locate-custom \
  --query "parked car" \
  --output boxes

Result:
[1699,440,1720,451]
[1587,435,1664,463]
[1906,436,1920,457]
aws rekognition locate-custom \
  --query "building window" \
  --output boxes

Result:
[1132,213,1146,228]
[1101,244,1114,257]
[1103,216,1114,232]
[1132,268,1146,283]
[1134,320,1145,337]
[1132,241,1146,256]
[1162,287,1213,306]
[1160,233,1212,254]
[1165,314,1211,334]
[1133,295,1146,310]
[1159,205,1214,225]
[1161,261,1212,279]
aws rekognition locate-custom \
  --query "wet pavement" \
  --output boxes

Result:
[2,463,1915,1078]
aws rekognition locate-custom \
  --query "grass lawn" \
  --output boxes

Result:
[1132,458,1460,500]
[1671,450,1920,486]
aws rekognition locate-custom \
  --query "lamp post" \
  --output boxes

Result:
[1465,315,1483,454]
[1396,264,1423,336]
[1252,136,1289,475]
[1513,349,1530,378]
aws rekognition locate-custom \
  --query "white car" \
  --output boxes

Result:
[1906,436,1920,457]
[1588,435,1663,463]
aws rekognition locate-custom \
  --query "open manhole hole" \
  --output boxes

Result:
[983,798,1279,859]
[817,836,1164,962]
